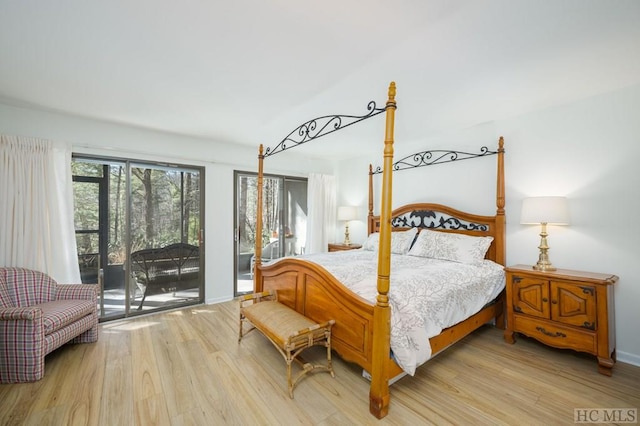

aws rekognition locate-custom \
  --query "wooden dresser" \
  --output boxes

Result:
[328,243,362,252]
[504,264,618,375]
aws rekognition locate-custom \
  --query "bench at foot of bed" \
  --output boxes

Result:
[238,291,335,398]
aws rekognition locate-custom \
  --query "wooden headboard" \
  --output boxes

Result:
[367,138,505,266]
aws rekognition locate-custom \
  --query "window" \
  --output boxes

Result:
[72,156,204,320]
[234,171,307,295]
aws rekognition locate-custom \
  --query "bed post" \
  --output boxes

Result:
[370,82,396,419]
[368,164,374,234]
[495,136,506,266]
[254,144,265,292]
[494,136,506,329]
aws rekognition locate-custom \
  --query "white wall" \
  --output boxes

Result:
[0,103,333,305]
[501,84,640,366]
[336,84,640,365]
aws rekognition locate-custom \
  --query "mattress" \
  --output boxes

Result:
[298,250,505,375]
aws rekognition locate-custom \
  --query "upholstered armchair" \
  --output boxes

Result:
[0,267,99,383]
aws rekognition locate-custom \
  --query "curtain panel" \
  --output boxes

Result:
[0,134,80,282]
[305,173,336,254]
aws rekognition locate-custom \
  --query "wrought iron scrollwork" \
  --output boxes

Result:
[580,286,595,296]
[371,146,497,175]
[391,210,489,231]
[263,101,385,158]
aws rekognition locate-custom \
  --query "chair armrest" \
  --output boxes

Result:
[0,306,43,321]
[286,319,335,351]
[56,284,98,301]
[290,319,336,338]
[0,307,45,383]
[238,290,275,301]
[238,290,277,310]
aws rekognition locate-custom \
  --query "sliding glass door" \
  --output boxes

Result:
[72,157,204,320]
[234,171,307,296]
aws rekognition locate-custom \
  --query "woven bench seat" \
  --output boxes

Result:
[238,291,335,398]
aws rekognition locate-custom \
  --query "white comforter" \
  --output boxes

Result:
[294,250,505,375]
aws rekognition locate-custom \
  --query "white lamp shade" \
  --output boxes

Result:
[337,206,358,221]
[520,196,570,225]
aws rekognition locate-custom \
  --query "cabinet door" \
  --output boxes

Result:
[550,281,597,330]
[512,275,550,319]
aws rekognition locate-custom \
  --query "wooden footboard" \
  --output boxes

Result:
[255,258,377,372]
[254,258,505,385]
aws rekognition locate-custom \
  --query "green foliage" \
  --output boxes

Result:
[72,159,201,265]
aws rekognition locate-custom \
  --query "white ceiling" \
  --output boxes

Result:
[1,1,639,160]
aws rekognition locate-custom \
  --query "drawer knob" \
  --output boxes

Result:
[542,297,548,303]
[536,326,566,338]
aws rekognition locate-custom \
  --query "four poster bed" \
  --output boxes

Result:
[252,82,506,419]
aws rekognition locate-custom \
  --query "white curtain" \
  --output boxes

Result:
[0,134,81,282]
[305,173,336,254]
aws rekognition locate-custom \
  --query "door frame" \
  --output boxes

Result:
[233,170,307,297]
[72,154,206,320]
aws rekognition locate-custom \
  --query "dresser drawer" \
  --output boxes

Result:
[513,315,596,354]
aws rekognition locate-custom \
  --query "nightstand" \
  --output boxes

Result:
[504,264,618,375]
[328,243,362,252]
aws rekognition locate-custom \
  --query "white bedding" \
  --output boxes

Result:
[294,249,505,375]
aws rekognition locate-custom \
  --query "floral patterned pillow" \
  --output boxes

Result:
[362,232,379,251]
[406,229,437,258]
[408,229,493,265]
[362,228,418,254]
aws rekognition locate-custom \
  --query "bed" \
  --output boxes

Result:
[253,82,506,418]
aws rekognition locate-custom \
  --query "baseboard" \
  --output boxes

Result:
[617,350,640,367]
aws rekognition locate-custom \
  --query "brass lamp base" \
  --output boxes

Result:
[532,222,556,271]
[343,222,351,246]
[532,261,556,272]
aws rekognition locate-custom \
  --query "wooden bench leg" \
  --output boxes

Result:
[285,322,335,398]
[238,293,335,398]
[287,359,295,398]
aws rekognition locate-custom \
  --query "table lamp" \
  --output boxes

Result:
[337,206,358,245]
[520,196,570,271]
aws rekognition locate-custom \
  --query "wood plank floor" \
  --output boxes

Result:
[1,300,638,425]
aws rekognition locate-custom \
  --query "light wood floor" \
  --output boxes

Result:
[1,300,639,425]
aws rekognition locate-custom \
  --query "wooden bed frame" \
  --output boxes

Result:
[253,82,506,419]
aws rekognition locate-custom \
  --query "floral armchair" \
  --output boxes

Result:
[0,267,99,383]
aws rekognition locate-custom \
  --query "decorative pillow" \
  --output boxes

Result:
[408,229,493,265]
[435,232,493,264]
[362,232,379,251]
[407,229,437,258]
[362,228,418,255]
[392,228,418,254]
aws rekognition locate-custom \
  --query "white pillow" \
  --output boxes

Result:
[362,232,379,251]
[406,229,437,258]
[362,228,418,255]
[408,229,493,265]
